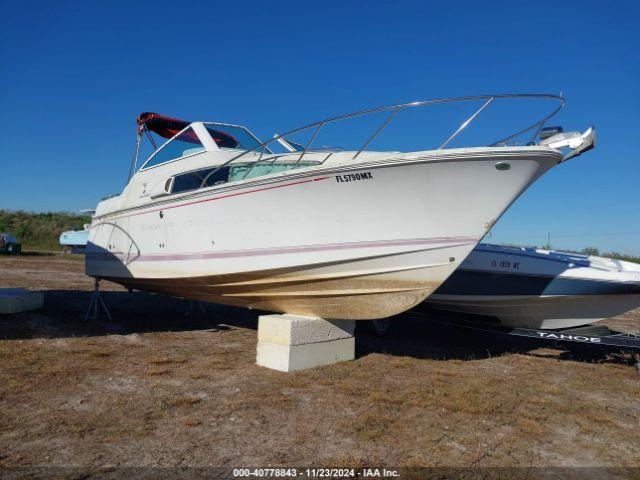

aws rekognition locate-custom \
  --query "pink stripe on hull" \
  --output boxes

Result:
[102,176,331,222]
[87,236,478,263]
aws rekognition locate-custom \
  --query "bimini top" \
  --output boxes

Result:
[137,112,238,148]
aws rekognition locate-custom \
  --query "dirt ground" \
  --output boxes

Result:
[1,254,639,477]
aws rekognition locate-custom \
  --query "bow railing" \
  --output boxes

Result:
[199,93,565,188]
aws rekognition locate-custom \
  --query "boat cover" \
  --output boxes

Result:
[137,112,190,139]
[136,112,238,148]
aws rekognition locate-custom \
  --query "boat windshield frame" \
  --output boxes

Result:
[138,121,268,172]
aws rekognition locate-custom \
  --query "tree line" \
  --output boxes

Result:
[0,210,91,251]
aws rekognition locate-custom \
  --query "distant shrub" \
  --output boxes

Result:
[0,210,91,251]
[503,243,640,265]
[603,251,640,264]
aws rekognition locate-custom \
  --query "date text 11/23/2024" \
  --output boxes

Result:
[233,468,400,477]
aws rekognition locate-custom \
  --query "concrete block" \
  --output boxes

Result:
[258,314,355,345]
[0,288,44,314]
[256,314,355,372]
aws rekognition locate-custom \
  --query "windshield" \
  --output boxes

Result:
[203,123,268,152]
[138,122,268,172]
[142,127,205,170]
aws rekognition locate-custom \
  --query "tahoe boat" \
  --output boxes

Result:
[423,244,640,329]
[85,94,595,320]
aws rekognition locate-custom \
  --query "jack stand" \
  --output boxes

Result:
[84,279,112,321]
[184,299,207,317]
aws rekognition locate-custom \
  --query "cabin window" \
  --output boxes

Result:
[170,162,319,194]
[143,127,205,169]
[171,166,232,194]
[228,162,318,181]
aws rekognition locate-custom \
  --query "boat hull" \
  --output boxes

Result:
[423,244,640,329]
[102,243,477,319]
[86,150,560,319]
[425,293,640,329]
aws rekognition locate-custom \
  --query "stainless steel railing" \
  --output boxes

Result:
[199,93,565,189]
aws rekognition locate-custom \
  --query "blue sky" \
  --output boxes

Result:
[1,0,638,254]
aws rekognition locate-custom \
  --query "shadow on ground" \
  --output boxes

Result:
[0,290,636,366]
[356,313,639,366]
[14,251,57,257]
[0,290,255,340]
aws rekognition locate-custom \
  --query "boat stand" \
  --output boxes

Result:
[83,279,112,321]
[256,314,355,372]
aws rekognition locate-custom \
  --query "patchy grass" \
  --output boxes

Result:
[181,417,202,427]
[1,255,639,468]
[146,367,171,376]
[149,357,188,365]
[168,396,203,408]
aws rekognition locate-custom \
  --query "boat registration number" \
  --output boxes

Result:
[335,172,373,183]
[491,259,521,270]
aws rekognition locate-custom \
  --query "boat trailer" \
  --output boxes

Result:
[421,314,640,372]
[495,323,640,350]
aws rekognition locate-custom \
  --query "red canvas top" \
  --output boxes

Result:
[136,112,238,148]
[137,112,190,139]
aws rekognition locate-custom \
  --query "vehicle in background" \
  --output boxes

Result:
[0,233,21,256]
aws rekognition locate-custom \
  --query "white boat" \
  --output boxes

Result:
[59,211,95,254]
[59,229,90,253]
[85,94,596,320]
[424,244,640,329]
